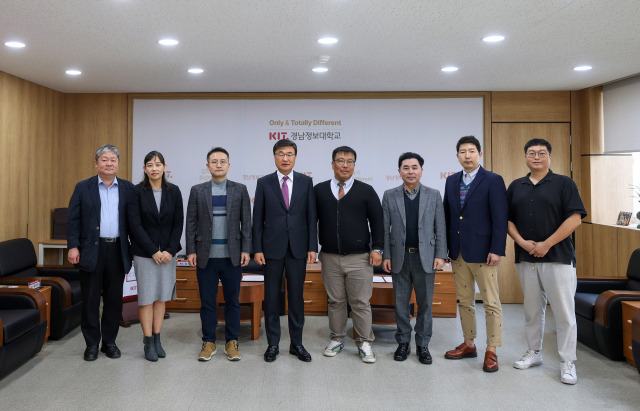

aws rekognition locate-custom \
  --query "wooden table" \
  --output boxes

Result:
[216,281,264,340]
[622,300,640,366]
[38,239,68,266]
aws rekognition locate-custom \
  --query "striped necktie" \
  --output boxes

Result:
[338,182,345,199]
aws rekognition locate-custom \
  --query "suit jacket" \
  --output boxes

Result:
[443,166,508,263]
[128,182,184,258]
[252,171,318,260]
[185,179,252,268]
[382,184,447,273]
[67,175,134,273]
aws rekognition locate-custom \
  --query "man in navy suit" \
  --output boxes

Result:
[67,144,134,361]
[442,136,508,372]
[253,140,318,362]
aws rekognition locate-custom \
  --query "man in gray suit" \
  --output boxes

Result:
[186,147,252,362]
[382,152,447,364]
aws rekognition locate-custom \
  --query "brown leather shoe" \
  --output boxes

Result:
[444,342,477,359]
[483,351,499,372]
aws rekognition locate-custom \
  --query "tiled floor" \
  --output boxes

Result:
[1,304,639,410]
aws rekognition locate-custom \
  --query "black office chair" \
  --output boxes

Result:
[575,248,640,360]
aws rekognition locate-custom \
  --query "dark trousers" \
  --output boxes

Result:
[392,252,435,347]
[79,240,125,347]
[264,246,306,346]
[196,257,242,343]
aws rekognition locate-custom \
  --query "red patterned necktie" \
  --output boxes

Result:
[338,182,345,199]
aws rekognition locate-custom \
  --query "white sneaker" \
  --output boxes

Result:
[560,361,577,385]
[324,340,344,357]
[513,350,543,369]
[358,342,376,363]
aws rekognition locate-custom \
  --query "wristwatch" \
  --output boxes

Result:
[372,249,383,255]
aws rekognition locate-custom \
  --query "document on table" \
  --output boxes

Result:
[242,275,264,282]
[373,276,385,283]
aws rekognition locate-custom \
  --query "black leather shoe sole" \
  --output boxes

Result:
[418,355,433,364]
[84,346,98,361]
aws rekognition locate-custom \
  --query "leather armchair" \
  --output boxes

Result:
[0,238,82,340]
[0,288,48,380]
[632,310,640,373]
[575,248,640,360]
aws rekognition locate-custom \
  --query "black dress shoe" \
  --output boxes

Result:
[394,342,411,361]
[101,343,121,359]
[417,346,432,364]
[289,344,312,362]
[264,345,279,362]
[84,345,99,361]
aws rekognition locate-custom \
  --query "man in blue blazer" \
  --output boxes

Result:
[443,136,508,372]
[67,144,134,361]
[253,140,318,362]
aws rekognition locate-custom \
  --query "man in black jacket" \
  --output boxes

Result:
[314,146,384,363]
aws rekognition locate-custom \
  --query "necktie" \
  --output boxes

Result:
[282,175,289,209]
[338,182,345,199]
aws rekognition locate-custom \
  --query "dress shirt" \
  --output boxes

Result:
[276,170,293,204]
[98,176,120,238]
[463,166,480,185]
[403,185,420,200]
[330,176,355,200]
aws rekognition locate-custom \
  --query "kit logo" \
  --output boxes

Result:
[269,132,288,140]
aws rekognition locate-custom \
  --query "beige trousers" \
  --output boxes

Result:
[452,256,503,347]
[319,251,374,345]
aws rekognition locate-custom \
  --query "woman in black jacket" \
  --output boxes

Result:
[128,151,183,361]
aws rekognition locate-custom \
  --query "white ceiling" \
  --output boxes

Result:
[1,0,639,94]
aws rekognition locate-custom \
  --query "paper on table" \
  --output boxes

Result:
[242,275,264,282]
[384,276,393,283]
[373,276,385,283]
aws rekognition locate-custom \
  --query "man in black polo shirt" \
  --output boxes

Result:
[507,138,586,385]
[315,146,384,363]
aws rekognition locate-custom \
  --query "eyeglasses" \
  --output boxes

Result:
[526,151,549,158]
[334,159,356,166]
[208,160,228,166]
[275,152,296,159]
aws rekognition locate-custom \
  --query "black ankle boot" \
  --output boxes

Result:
[144,336,158,362]
[153,333,166,358]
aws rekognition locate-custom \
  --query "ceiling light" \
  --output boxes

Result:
[441,66,458,72]
[65,70,82,76]
[483,35,505,43]
[188,68,204,74]
[5,41,26,48]
[312,67,328,73]
[318,37,338,45]
[573,65,592,71]
[158,38,179,46]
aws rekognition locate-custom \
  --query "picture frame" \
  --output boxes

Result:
[617,211,632,226]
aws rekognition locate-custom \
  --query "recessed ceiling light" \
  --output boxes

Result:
[312,67,328,73]
[65,70,82,76]
[441,66,458,72]
[188,68,204,74]
[318,37,338,45]
[5,41,26,48]
[573,65,592,71]
[483,35,505,43]
[158,38,179,46]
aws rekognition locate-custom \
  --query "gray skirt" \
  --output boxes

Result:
[134,255,177,306]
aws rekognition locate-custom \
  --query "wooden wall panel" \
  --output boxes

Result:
[617,227,640,275]
[491,123,571,303]
[574,223,593,276]
[0,72,62,247]
[591,224,620,276]
[56,94,129,209]
[492,91,570,123]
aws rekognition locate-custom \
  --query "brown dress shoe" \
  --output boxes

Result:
[483,351,499,372]
[444,342,477,359]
